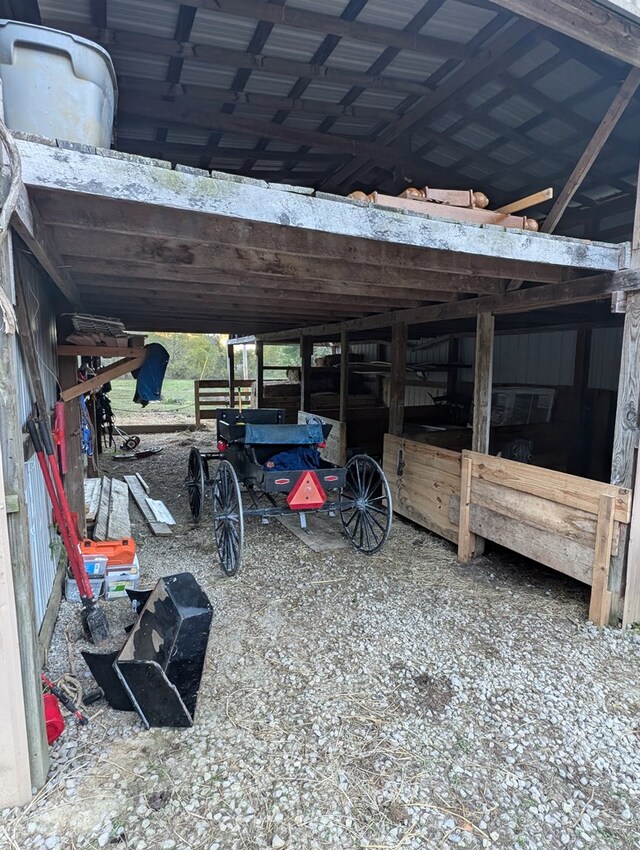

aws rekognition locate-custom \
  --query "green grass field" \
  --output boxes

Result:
[108,377,195,419]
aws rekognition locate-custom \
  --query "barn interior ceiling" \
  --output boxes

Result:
[1,0,638,246]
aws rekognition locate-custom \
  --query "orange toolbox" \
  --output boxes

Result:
[80,538,136,566]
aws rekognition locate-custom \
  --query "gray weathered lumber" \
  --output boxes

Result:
[93,476,111,542]
[124,475,172,536]
[147,498,175,526]
[15,141,626,274]
[84,477,102,523]
[258,270,640,341]
[609,291,640,615]
[107,478,131,539]
[487,0,640,68]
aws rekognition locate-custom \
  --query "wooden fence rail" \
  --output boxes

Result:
[383,435,634,626]
[194,379,254,426]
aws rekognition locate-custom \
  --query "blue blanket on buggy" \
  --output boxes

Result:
[264,446,321,471]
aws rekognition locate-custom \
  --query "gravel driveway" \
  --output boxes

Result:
[3,432,639,850]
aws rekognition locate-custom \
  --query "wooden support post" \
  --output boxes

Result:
[227,342,235,408]
[300,336,312,412]
[0,422,32,806]
[589,495,616,626]
[389,322,407,437]
[339,329,349,423]
[623,450,640,627]
[457,452,477,562]
[609,291,640,615]
[472,313,494,454]
[256,340,264,408]
[194,379,201,427]
[0,236,49,794]
[57,356,86,537]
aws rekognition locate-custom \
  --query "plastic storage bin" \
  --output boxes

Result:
[81,554,107,576]
[0,19,117,147]
[65,571,103,602]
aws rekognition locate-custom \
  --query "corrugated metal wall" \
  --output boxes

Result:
[589,327,623,391]
[353,326,623,403]
[460,330,578,385]
[14,244,60,630]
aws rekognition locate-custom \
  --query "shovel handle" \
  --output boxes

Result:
[27,418,43,453]
[28,418,94,602]
[39,418,56,458]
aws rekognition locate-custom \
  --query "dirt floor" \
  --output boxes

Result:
[3,432,640,850]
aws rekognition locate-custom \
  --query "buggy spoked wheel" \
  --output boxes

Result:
[212,460,244,576]
[340,454,392,554]
[186,447,208,522]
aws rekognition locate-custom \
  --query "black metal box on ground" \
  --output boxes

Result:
[83,573,213,728]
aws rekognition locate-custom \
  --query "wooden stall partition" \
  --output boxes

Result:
[383,434,461,544]
[457,450,632,625]
[194,379,254,425]
[298,410,347,466]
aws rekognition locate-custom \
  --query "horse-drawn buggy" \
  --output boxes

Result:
[185,408,392,575]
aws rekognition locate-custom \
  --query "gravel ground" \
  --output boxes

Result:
[3,432,640,850]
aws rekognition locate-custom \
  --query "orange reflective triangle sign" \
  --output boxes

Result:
[287,470,326,510]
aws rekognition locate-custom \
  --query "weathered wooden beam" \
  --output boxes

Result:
[12,188,80,304]
[258,270,640,340]
[116,135,346,166]
[16,142,626,274]
[118,93,412,166]
[486,0,640,68]
[610,291,640,615]
[51,228,503,294]
[472,313,494,454]
[80,282,443,314]
[60,353,146,402]
[57,344,143,358]
[117,77,401,122]
[543,68,640,235]
[34,193,587,284]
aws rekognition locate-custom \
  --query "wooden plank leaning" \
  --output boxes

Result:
[457,452,476,563]
[589,495,616,627]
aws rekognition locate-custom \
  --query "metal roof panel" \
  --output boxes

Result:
[40,0,93,24]
[383,49,445,81]
[421,0,497,43]
[190,8,260,50]
[357,0,433,28]
[324,38,387,72]
[263,24,328,61]
[179,60,238,88]
[107,0,179,37]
